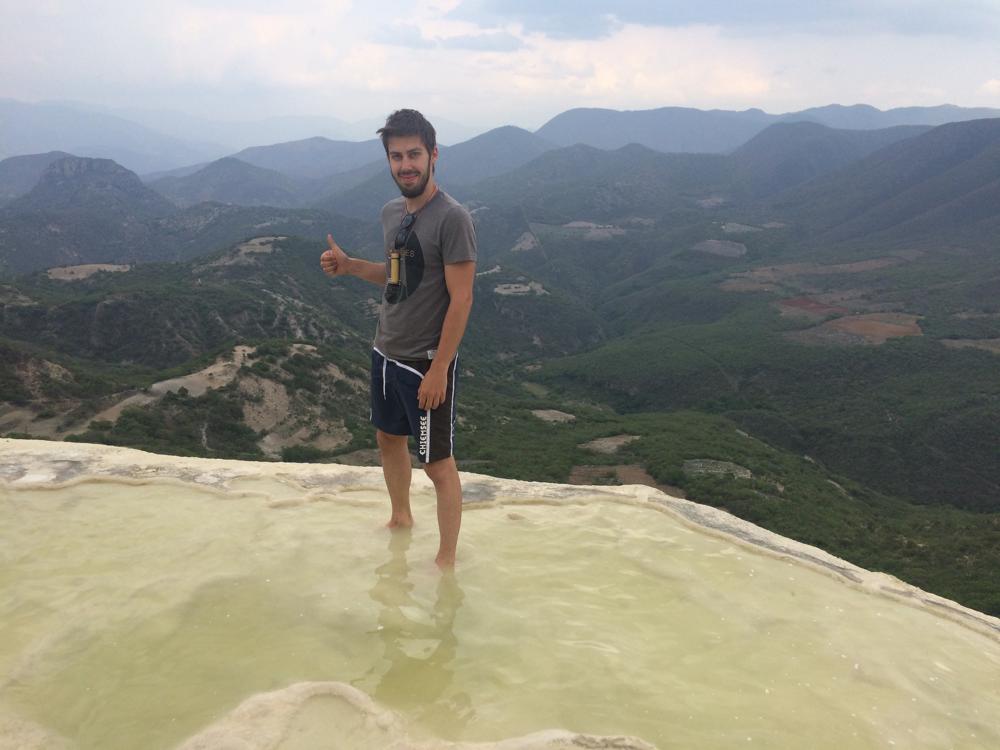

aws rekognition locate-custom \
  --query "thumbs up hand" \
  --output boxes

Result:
[321,234,350,277]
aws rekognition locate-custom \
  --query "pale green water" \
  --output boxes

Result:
[1,477,999,749]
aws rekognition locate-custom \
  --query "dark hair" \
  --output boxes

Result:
[377,109,436,154]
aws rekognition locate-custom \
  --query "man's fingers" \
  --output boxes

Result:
[418,390,444,410]
[420,397,440,410]
[327,234,346,258]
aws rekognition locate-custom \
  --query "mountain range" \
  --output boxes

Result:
[4,114,999,276]
[535,103,1000,153]
[0,154,370,275]
[5,98,1000,175]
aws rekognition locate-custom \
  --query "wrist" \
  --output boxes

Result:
[428,358,450,376]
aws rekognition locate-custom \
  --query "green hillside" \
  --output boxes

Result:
[768,117,1000,246]
[2,117,1000,617]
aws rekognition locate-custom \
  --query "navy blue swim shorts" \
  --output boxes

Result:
[371,348,458,464]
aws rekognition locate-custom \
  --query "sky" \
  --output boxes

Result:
[3,0,1000,131]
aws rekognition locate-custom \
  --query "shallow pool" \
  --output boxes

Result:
[1,454,999,749]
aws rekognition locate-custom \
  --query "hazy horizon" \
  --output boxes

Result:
[6,96,999,157]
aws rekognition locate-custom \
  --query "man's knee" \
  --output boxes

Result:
[423,456,457,483]
[377,429,408,450]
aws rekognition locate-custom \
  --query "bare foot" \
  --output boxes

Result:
[386,513,413,529]
[435,553,456,570]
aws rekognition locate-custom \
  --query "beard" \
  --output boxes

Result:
[393,164,432,199]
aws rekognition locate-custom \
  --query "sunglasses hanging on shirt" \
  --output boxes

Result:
[386,211,416,303]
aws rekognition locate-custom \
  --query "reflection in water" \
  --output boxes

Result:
[362,531,473,733]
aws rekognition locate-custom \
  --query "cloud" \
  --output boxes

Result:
[448,1,622,39]
[1,0,999,131]
[379,23,438,49]
[535,25,771,104]
[448,0,1000,40]
[376,25,523,51]
[440,32,524,51]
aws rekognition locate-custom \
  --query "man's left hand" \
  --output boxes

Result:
[418,367,448,410]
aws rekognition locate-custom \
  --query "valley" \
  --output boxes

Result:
[1,109,999,617]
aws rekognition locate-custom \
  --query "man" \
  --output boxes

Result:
[320,109,477,569]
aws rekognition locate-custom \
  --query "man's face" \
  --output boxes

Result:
[386,135,437,199]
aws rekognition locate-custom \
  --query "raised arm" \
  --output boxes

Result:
[321,234,386,286]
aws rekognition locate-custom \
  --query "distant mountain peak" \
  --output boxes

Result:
[614,142,661,156]
[146,155,308,209]
[0,151,75,204]
[201,156,261,172]
[818,103,882,112]
[48,154,132,177]
[12,155,176,217]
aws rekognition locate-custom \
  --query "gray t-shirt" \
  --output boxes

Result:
[373,189,477,360]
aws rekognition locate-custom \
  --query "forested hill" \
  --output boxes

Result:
[768,117,1000,246]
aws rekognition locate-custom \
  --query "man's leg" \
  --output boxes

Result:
[423,456,463,568]
[377,429,413,528]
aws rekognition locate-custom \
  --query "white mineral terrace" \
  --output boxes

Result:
[1,438,998,750]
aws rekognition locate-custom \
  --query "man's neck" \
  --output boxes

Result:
[404,182,438,214]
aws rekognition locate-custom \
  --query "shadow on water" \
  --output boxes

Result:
[360,530,474,733]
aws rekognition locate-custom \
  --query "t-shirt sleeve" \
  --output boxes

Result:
[440,206,477,264]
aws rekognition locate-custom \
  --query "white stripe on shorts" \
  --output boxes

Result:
[374,347,425,380]
[449,356,458,454]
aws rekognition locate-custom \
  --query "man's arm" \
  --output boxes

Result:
[321,234,386,286]
[417,260,475,410]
